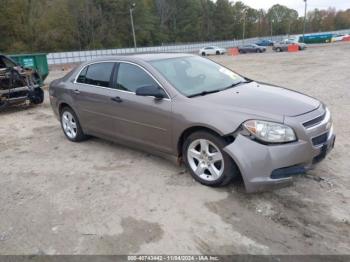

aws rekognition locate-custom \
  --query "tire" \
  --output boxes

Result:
[60,106,87,142]
[239,50,244,54]
[216,51,220,55]
[0,100,8,111]
[29,87,44,104]
[201,52,206,56]
[183,131,239,187]
[256,49,262,53]
[276,47,282,52]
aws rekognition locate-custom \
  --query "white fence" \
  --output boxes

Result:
[47,29,350,65]
[47,36,281,65]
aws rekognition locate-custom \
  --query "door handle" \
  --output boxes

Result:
[111,96,123,103]
[73,89,80,94]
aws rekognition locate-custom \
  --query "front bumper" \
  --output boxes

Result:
[224,106,335,193]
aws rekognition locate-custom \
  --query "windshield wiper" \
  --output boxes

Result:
[188,90,221,98]
[222,80,251,91]
[187,80,252,98]
[187,89,221,98]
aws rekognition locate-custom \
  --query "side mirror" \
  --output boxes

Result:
[136,85,166,99]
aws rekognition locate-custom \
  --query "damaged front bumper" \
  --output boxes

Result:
[224,107,335,193]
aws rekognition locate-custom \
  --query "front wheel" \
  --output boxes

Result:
[201,52,206,56]
[60,107,87,142]
[183,131,239,187]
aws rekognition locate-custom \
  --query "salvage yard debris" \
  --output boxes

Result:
[0,55,44,110]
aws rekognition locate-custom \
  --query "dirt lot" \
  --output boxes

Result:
[0,42,349,255]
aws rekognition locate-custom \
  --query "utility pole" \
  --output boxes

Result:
[242,11,246,44]
[130,3,137,52]
[288,20,292,37]
[270,19,273,40]
[302,0,307,42]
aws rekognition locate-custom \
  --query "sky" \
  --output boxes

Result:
[240,0,350,15]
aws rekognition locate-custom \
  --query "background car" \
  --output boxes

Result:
[199,46,226,56]
[255,39,274,46]
[273,39,307,52]
[238,44,266,53]
[332,34,349,42]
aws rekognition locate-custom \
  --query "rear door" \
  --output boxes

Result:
[109,62,173,153]
[72,62,119,137]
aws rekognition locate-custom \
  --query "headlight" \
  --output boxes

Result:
[243,120,296,143]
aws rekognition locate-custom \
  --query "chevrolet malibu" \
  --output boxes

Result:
[49,54,335,192]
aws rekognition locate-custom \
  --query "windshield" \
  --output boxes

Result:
[150,56,246,97]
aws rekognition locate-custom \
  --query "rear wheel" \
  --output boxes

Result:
[60,107,87,142]
[216,51,220,55]
[183,131,238,187]
[276,47,282,52]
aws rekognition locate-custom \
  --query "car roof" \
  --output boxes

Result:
[132,53,193,61]
[81,53,194,64]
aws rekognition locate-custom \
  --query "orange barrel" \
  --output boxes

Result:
[288,44,299,52]
[229,48,239,56]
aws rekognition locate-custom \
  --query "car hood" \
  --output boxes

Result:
[195,81,320,118]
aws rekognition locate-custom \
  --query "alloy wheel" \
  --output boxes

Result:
[62,111,77,139]
[187,139,224,181]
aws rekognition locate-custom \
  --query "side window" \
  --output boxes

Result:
[116,63,158,92]
[77,66,88,83]
[84,62,114,87]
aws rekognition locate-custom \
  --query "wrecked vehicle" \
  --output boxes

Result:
[49,54,335,193]
[0,54,44,110]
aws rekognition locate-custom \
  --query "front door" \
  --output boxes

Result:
[109,62,173,153]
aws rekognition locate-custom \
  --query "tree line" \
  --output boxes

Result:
[1,0,349,53]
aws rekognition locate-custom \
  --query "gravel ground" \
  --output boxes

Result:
[0,42,349,255]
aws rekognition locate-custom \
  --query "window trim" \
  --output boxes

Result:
[76,61,116,88]
[74,60,170,100]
